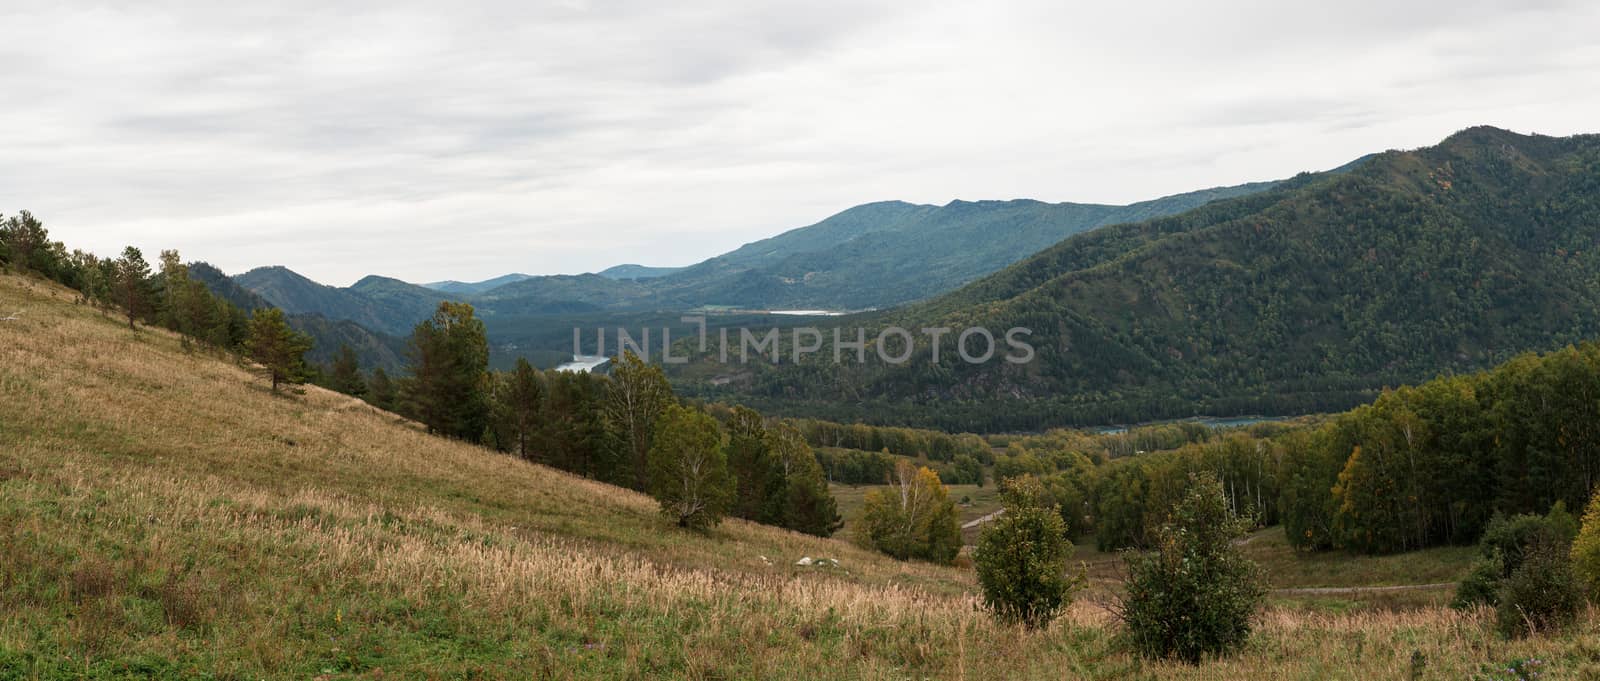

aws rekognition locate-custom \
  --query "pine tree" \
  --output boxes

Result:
[405,302,490,440]
[329,344,366,397]
[724,406,773,520]
[1120,472,1264,663]
[502,358,543,458]
[647,403,733,530]
[244,308,312,393]
[113,246,152,329]
[368,367,397,411]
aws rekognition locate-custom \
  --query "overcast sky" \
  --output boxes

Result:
[4,1,1599,286]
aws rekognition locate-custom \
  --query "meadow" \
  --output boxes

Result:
[3,270,1599,679]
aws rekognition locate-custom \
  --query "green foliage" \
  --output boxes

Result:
[1453,554,1505,609]
[647,404,734,529]
[766,423,843,537]
[244,308,313,393]
[367,368,397,412]
[1453,509,1578,611]
[724,406,773,520]
[1277,342,1600,554]
[487,358,543,458]
[1495,536,1583,638]
[1571,488,1600,598]
[113,247,153,329]
[706,128,1600,433]
[603,352,673,489]
[404,302,490,441]
[812,447,897,485]
[1121,473,1264,663]
[973,475,1083,629]
[328,344,367,397]
[791,419,993,465]
[855,461,962,564]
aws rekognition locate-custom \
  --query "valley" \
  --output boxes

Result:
[2,269,1591,679]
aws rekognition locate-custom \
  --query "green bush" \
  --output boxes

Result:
[1452,552,1505,609]
[1120,472,1264,663]
[1454,508,1576,610]
[1570,489,1600,597]
[1495,535,1583,638]
[973,475,1084,629]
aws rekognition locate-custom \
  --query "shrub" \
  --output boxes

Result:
[1452,552,1505,609]
[1454,508,1577,610]
[1495,535,1583,638]
[1570,488,1600,597]
[973,475,1084,629]
[1120,472,1264,663]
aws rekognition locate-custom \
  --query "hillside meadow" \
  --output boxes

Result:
[4,270,1600,679]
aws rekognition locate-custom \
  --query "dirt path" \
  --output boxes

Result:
[1271,582,1455,595]
[961,509,1005,529]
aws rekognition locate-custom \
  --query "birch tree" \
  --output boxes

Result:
[648,404,733,529]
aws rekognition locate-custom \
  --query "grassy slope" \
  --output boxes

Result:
[2,271,1598,679]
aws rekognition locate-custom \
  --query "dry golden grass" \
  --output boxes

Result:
[4,270,1600,679]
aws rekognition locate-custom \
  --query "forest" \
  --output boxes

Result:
[688,127,1600,432]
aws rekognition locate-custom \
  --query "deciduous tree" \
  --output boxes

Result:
[856,460,961,564]
[603,351,672,489]
[648,404,734,530]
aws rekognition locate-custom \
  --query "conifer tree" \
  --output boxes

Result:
[767,422,842,537]
[245,307,312,393]
[501,357,544,458]
[368,367,397,411]
[406,301,490,440]
[113,246,152,329]
[1121,472,1264,663]
[329,344,366,396]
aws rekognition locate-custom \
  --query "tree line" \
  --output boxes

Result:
[1,211,269,357]
[979,342,1600,556]
[3,214,841,538]
[326,302,843,537]
[1280,342,1600,553]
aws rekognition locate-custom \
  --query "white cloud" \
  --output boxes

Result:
[3,0,1598,285]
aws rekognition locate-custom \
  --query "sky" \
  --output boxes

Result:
[4,0,1599,286]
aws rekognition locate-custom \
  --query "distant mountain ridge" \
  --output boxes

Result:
[191,262,409,370]
[422,273,534,295]
[231,178,1287,336]
[599,264,684,280]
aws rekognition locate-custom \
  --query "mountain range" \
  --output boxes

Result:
[227,178,1285,342]
[698,126,1600,431]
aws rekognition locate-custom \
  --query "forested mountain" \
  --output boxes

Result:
[702,127,1600,431]
[192,262,409,370]
[235,266,456,336]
